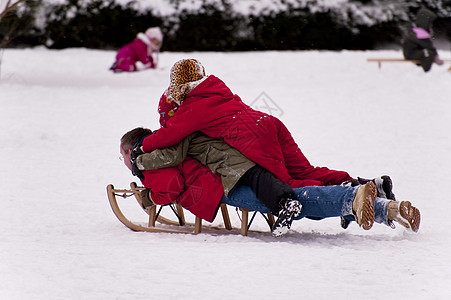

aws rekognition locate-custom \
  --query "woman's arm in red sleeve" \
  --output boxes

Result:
[142,109,200,152]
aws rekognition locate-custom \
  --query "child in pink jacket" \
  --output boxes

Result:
[110,27,163,73]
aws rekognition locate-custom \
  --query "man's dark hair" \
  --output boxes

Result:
[120,127,153,151]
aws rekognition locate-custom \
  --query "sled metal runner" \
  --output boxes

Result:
[107,182,275,235]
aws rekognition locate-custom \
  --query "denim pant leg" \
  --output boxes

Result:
[222,183,357,220]
[223,184,392,227]
[221,183,271,213]
[341,197,391,226]
[293,185,356,220]
[374,197,390,225]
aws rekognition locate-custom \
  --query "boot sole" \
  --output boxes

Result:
[399,201,421,232]
[354,182,377,230]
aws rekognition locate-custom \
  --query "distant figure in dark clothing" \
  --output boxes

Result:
[402,7,444,72]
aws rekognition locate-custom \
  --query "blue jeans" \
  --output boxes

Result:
[222,183,390,225]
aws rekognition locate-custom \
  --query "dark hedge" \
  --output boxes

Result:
[1,0,450,50]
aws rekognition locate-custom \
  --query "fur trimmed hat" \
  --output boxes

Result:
[145,27,163,42]
[169,59,206,104]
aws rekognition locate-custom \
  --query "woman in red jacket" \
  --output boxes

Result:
[145,59,397,229]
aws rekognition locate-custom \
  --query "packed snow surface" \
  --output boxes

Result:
[1,48,451,299]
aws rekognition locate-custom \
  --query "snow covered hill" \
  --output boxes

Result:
[1,48,450,299]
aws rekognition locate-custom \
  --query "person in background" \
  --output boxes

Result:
[110,27,163,72]
[402,7,444,72]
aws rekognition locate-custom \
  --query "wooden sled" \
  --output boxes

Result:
[367,58,420,69]
[367,58,451,69]
[107,182,275,236]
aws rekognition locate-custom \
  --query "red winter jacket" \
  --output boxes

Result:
[141,157,223,222]
[144,75,352,187]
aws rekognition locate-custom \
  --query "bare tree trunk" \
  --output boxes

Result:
[0,0,28,81]
[0,49,3,80]
[0,0,27,20]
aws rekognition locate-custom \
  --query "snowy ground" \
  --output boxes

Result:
[1,48,451,299]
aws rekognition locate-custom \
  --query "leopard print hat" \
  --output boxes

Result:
[169,59,206,104]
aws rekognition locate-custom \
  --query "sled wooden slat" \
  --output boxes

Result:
[239,208,275,236]
[240,208,249,236]
[176,204,186,225]
[194,217,202,234]
[220,204,232,230]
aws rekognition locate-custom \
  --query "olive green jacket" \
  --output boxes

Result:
[136,131,255,196]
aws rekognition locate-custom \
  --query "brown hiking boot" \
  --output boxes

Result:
[352,182,377,230]
[136,189,155,212]
[387,201,421,232]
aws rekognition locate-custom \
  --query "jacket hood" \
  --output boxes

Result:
[186,75,234,101]
[415,7,437,30]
